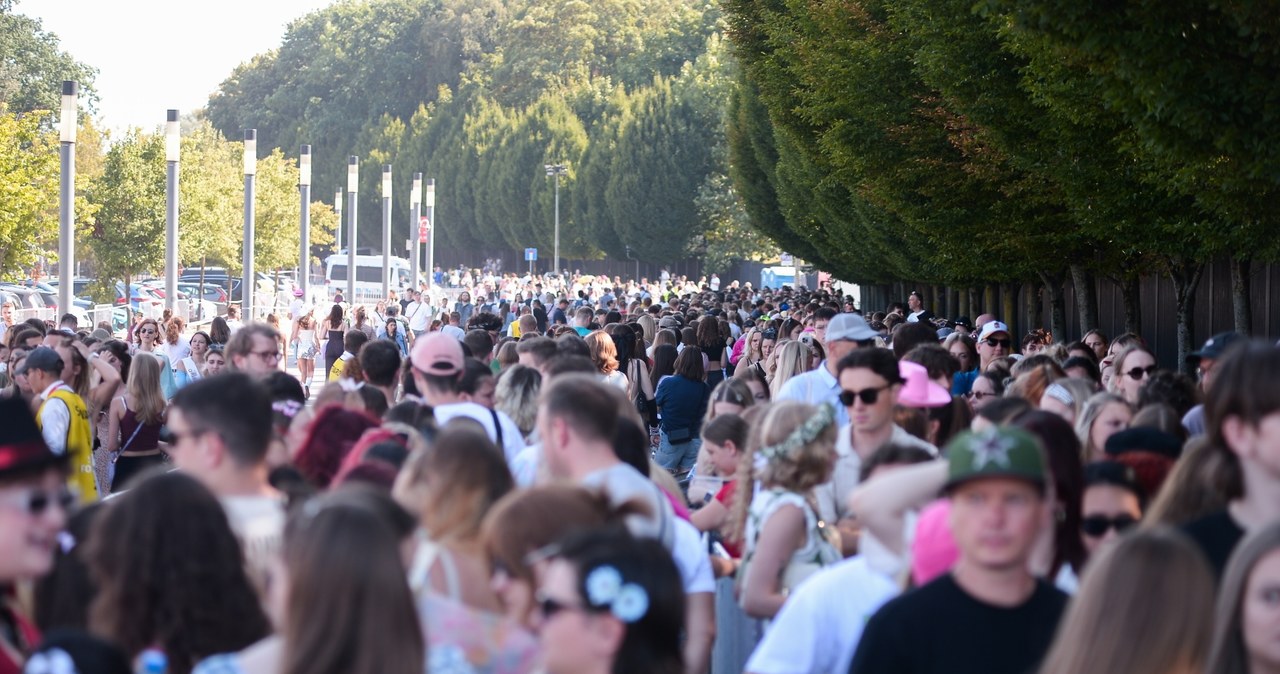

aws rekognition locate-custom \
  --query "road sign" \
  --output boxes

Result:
[418,216,430,243]
[525,247,538,261]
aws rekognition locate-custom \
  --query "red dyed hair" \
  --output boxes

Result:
[293,406,381,488]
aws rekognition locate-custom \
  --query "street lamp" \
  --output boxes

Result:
[346,156,358,303]
[410,173,422,290]
[334,188,343,254]
[58,81,77,317]
[165,110,180,312]
[299,145,311,302]
[425,179,436,290]
[242,129,257,319]
[544,163,567,275]
[381,164,392,299]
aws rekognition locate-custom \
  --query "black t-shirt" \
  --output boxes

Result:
[1182,509,1246,579]
[848,573,1068,674]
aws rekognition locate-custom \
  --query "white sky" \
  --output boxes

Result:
[22,0,334,134]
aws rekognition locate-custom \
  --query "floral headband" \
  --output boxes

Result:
[584,565,649,623]
[754,403,837,472]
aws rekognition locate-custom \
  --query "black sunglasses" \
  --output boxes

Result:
[1081,514,1138,537]
[535,591,593,620]
[839,384,893,406]
[983,338,1011,348]
[1124,365,1157,381]
[6,487,75,517]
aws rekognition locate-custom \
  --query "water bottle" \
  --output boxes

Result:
[137,649,167,674]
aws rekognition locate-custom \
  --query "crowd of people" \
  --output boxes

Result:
[1,271,1279,674]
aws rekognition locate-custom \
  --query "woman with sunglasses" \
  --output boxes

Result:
[0,398,72,672]
[535,527,685,674]
[1108,345,1157,405]
[1078,461,1143,560]
[132,317,178,400]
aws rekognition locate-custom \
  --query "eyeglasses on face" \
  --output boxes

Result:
[1081,514,1138,537]
[1124,365,1157,381]
[0,486,75,517]
[966,390,997,400]
[983,338,1011,348]
[839,384,893,406]
[535,591,595,621]
[250,350,281,362]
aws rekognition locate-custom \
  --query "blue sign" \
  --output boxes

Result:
[525,247,538,261]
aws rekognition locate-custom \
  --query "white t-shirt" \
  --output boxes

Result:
[672,518,715,595]
[746,553,900,674]
[433,402,525,464]
[813,424,937,525]
[407,301,431,332]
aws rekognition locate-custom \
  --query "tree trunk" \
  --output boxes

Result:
[1230,257,1252,336]
[1119,275,1142,337]
[1170,261,1205,374]
[1002,283,1017,337]
[1070,264,1098,336]
[983,285,996,318]
[958,287,970,321]
[1026,280,1043,331]
[1044,272,1068,343]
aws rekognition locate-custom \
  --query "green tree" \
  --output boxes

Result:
[0,107,58,279]
[0,2,97,114]
[87,131,165,294]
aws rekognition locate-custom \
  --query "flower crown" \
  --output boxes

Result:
[585,565,649,623]
[754,403,837,472]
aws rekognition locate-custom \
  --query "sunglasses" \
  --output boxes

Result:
[0,487,75,517]
[983,338,1011,348]
[138,328,157,335]
[1124,365,1157,381]
[535,591,593,620]
[839,384,893,406]
[1081,514,1138,537]
[966,390,998,401]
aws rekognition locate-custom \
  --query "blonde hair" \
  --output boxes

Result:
[1074,392,1131,461]
[127,354,167,425]
[1038,527,1214,674]
[1207,522,1280,674]
[729,401,837,542]
[1108,345,1153,396]
[585,330,619,375]
[769,340,810,398]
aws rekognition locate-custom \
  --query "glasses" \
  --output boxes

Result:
[983,338,1011,348]
[839,384,893,406]
[535,591,592,621]
[138,328,157,335]
[1081,514,1138,537]
[0,486,75,517]
[250,350,281,362]
[1124,365,1157,381]
[160,426,209,445]
[967,390,998,401]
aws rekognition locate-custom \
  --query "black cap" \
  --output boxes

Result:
[1104,427,1183,460]
[952,316,972,329]
[1187,331,1243,366]
[15,346,63,376]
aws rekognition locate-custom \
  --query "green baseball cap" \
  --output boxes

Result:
[944,427,1046,492]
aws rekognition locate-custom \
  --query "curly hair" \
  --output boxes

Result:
[86,472,270,674]
[294,406,382,488]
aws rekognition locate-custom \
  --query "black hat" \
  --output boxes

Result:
[952,316,972,329]
[1104,427,1184,460]
[1187,331,1243,366]
[15,346,63,376]
[0,397,67,479]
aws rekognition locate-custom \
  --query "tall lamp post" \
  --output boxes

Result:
[164,110,179,312]
[58,81,77,317]
[425,179,435,290]
[544,163,567,276]
[299,145,312,303]
[242,130,257,319]
[334,188,343,254]
[381,164,392,299]
[410,173,422,290]
[346,156,358,303]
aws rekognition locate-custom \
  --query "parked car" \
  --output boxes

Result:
[114,282,164,315]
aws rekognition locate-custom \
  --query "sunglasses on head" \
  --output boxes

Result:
[1081,514,1138,537]
[1124,365,1157,380]
[983,338,1011,348]
[839,384,893,406]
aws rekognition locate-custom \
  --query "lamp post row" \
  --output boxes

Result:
[54,80,447,322]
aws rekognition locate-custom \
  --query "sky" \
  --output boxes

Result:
[23,0,334,134]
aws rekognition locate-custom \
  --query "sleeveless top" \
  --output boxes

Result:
[118,396,163,454]
[743,488,840,595]
[38,387,96,504]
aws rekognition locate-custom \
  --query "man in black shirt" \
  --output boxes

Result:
[1181,341,1280,579]
[849,428,1068,674]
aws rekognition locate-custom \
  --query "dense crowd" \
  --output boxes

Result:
[1,273,1277,674]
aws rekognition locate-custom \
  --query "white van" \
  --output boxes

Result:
[323,253,419,301]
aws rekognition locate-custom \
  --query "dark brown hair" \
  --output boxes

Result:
[674,346,705,381]
[86,472,269,673]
